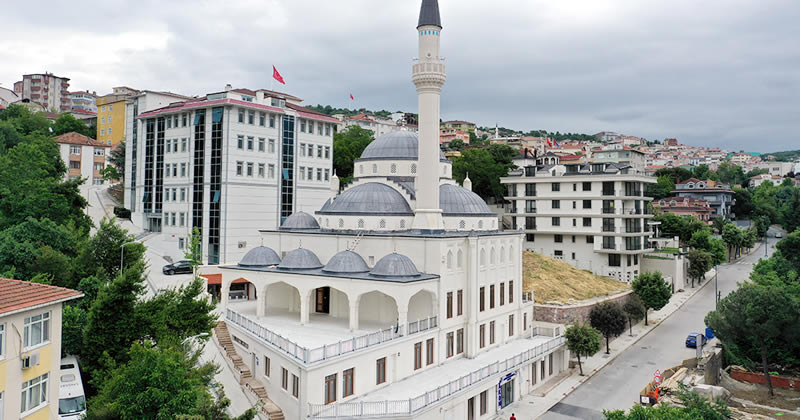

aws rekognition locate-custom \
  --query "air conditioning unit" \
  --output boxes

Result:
[21,352,40,369]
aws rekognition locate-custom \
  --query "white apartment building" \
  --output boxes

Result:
[202,3,568,419]
[67,91,97,112]
[125,88,336,264]
[591,147,646,171]
[54,132,111,186]
[502,162,656,282]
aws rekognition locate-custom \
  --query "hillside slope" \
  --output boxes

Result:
[522,251,630,304]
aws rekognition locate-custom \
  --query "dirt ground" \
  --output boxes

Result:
[522,251,630,303]
[721,370,800,419]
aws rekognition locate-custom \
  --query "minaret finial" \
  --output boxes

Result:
[417,0,442,29]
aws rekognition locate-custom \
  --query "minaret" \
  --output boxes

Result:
[412,0,446,230]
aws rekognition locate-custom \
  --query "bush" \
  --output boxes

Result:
[113,207,131,219]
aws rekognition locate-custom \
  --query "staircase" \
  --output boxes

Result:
[214,321,284,420]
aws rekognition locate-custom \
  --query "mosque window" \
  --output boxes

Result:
[338,219,344,228]
[372,164,377,174]
[447,251,453,269]
[411,164,417,174]
[360,165,364,174]
[400,219,406,229]
[457,249,463,268]
[391,164,397,174]
[478,220,484,229]
[358,219,365,229]
[459,220,466,229]
[379,219,386,229]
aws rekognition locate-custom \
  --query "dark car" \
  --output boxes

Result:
[162,260,193,275]
[685,333,706,348]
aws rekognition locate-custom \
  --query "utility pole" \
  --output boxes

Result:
[714,264,719,310]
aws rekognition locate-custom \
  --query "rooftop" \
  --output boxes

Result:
[54,132,111,147]
[0,278,83,316]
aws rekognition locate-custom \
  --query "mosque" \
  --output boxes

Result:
[205,1,568,418]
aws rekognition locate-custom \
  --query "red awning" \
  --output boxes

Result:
[201,274,249,285]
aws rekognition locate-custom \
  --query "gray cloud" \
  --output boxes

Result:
[2,0,799,152]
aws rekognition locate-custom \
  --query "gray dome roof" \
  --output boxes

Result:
[323,250,370,274]
[439,184,495,216]
[278,248,323,270]
[359,131,447,161]
[239,246,281,267]
[370,253,420,277]
[280,211,320,230]
[318,183,412,215]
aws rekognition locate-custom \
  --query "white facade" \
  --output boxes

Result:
[125,89,335,264]
[502,164,657,282]
[67,91,97,112]
[54,133,111,186]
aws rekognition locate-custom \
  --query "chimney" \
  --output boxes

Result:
[225,84,233,91]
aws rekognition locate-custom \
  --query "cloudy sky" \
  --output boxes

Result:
[2,0,798,152]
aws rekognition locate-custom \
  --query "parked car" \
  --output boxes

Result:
[775,232,783,238]
[162,260,193,275]
[685,333,706,348]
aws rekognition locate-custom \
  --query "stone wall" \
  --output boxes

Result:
[730,369,800,389]
[534,290,634,324]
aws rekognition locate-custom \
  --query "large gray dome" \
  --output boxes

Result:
[323,250,370,274]
[280,211,320,230]
[239,246,281,267]
[440,184,495,216]
[317,183,412,215]
[359,131,446,161]
[278,248,323,270]
[370,253,420,277]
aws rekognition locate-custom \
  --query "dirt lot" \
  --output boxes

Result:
[721,370,800,419]
[522,251,630,304]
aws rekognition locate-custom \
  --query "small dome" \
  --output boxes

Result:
[370,253,420,277]
[280,211,320,230]
[318,183,412,215]
[440,184,494,216]
[323,250,370,273]
[239,246,281,267]
[278,248,323,270]
[359,131,447,161]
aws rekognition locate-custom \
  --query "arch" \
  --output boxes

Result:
[500,246,505,263]
[357,219,365,229]
[372,164,378,174]
[306,285,351,322]
[325,218,329,227]
[263,281,302,317]
[358,291,399,327]
[407,289,436,322]
[359,165,364,174]
[509,245,515,263]
[490,247,496,264]
[480,248,486,266]
[478,220,484,229]
[457,249,463,268]
[446,250,453,269]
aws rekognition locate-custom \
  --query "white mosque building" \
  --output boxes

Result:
[204,1,568,419]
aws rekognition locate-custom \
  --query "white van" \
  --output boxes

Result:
[59,356,87,419]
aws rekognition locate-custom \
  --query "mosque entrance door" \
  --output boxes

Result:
[315,287,330,314]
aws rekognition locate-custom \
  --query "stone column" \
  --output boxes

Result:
[300,289,310,326]
[349,298,360,331]
[256,285,266,317]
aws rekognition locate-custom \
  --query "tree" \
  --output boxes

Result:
[752,215,770,238]
[448,138,465,151]
[62,304,87,357]
[632,272,672,325]
[564,323,602,375]
[687,249,712,287]
[103,140,125,181]
[654,213,708,245]
[721,223,741,261]
[622,295,645,336]
[775,229,800,272]
[689,229,725,265]
[452,144,516,201]
[692,164,718,181]
[604,384,731,419]
[705,283,800,397]
[716,161,746,185]
[74,217,145,281]
[332,125,374,185]
[731,187,753,217]
[654,167,693,184]
[134,278,217,346]
[780,188,800,234]
[52,113,95,137]
[645,176,674,200]
[589,302,627,354]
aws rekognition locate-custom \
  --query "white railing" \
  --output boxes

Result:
[308,335,566,418]
[226,309,437,365]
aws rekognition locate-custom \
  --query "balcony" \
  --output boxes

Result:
[602,225,616,233]
[602,207,616,215]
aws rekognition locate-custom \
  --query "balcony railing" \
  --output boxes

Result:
[308,335,566,418]
[226,309,437,365]
[602,225,615,233]
[602,207,615,214]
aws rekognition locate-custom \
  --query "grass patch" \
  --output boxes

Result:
[653,247,680,254]
[643,255,672,260]
[522,251,630,304]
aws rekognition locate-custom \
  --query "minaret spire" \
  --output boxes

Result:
[412,0,446,231]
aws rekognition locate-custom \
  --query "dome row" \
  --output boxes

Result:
[238,246,420,277]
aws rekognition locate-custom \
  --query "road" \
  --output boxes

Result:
[541,233,778,419]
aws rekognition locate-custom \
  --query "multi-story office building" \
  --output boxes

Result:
[502,162,656,282]
[15,73,71,112]
[204,3,568,419]
[673,178,735,218]
[96,88,139,146]
[67,91,97,112]
[126,87,337,264]
[54,132,111,185]
[0,277,83,420]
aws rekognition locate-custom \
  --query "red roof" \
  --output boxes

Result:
[69,109,96,115]
[0,278,83,316]
[54,132,111,147]
[201,274,249,286]
[559,154,582,160]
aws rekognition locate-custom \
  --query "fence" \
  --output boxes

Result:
[226,309,437,365]
[308,335,566,418]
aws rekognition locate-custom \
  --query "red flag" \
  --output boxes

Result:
[350,93,354,100]
[272,66,285,85]
[546,137,552,147]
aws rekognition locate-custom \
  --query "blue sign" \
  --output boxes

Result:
[498,372,516,408]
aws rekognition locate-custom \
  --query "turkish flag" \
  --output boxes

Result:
[272,66,285,85]
[350,93,354,100]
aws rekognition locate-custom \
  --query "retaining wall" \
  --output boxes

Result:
[534,290,634,324]
[730,369,800,390]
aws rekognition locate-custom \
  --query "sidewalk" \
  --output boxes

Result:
[495,267,719,419]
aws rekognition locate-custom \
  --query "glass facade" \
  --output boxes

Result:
[280,115,296,221]
[208,107,224,264]
[192,110,206,258]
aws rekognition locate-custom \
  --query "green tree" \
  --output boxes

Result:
[448,138,465,151]
[52,113,95,137]
[0,217,78,282]
[775,230,800,273]
[622,295,645,336]
[721,223,740,261]
[75,217,145,281]
[687,249,712,287]
[779,188,800,233]
[332,125,374,185]
[654,167,693,184]
[705,283,800,397]
[654,213,707,245]
[103,139,125,181]
[692,164,718,181]
[752,215,770,238]
[452,144,517,201]
[731,187,753,218]
[62,304,87,356]
[689,229,725,265]
[564,323,602,375]
[632,272,672,325]
[134,278,217,346]
[604,384,731,419]
[646,176,674,200]
[589,301,627,354]
[752,182,779,223]
[716,161,746,185]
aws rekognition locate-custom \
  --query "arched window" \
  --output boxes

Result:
[372,164,377,174]
[459,220,466,229]
[325,218,329,227]
[509,245,515,262]
[447,251,453,269]
[478,220,484,229]
[480,249,486,266]
[359,165,364,174]
[390,164,397,174]
[379,219,386,229]
[411,163,417,174]
[490,248,496,264]
[338,218,344,228]
[358,219,365,229]
[400,219,406,229]
[500,246,505,262]
[457,249,463,268]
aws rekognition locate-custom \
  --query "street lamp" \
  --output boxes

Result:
[714,264,719,310]
[182,332,210,353]
[120,241,138,274]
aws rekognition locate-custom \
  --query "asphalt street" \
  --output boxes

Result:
[540,235,778,419]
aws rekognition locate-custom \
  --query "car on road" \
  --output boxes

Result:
[775,232,783,238]
[685,333,706,348]
[162,260,193,275]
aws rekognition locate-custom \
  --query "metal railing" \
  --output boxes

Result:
[226,309,437,365]
[308,335,566,418]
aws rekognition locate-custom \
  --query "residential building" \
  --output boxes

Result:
[97,88,139,146]
[664,138,678,146]
[14,73,71,112]
[440,128,469,147]
[653,196,714,223]
[54,132,111,185]
[747,161,794,178]
[749,173,783,188]
[502,163,656,282]
[673,178,735,218]
[341,113,399,137]
[0,86,19,110]
[0,277,83,420]
[590,147,646,170]
[203,3,568,419]
[67,109,97,126]
[66,91,97,112]
[126,87,336,265]
[441,120,476,133]
[595,131,620,142]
